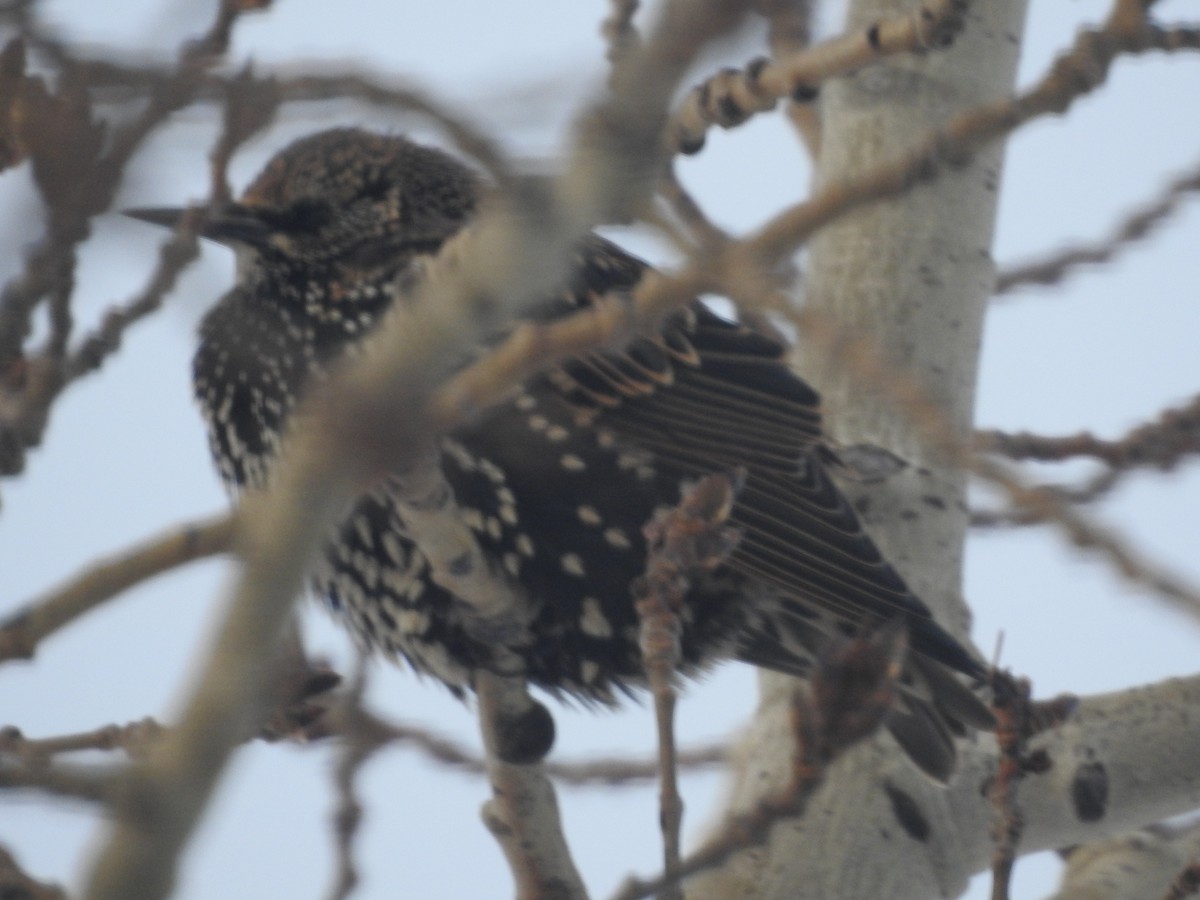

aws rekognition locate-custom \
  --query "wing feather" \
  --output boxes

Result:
[533,236,983,678]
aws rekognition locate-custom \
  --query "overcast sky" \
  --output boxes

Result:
[2,2,1199,898]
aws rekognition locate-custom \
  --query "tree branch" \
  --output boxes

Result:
[995,157,1200,296]
[0,514,235,664]
[668,0,970,155]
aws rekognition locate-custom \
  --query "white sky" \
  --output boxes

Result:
[2,2,1199,898]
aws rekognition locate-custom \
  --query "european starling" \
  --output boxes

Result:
[130,128,992,778]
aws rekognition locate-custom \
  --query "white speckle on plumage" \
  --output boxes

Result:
[576,505,602,526]
[603,527,632,550]
[561,553,586,577]
[579,597,613,638]
[514,393,536,412]
[516,533,535,558]
[503,553,521,576]
[528,414,548,432]
[396,608,431,635]
[545,424,569,442]
[382,567,414,595]
[478,458,505,484]
[560,454,586,472]
[441,439,477,472]
[353,514,373,545]
[616,451,641,471]
[581,660,601,684]
[381,532,407,565]
[354,553,379,589]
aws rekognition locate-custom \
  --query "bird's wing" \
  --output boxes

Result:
[531,237,995,779]
[535,236,982,679]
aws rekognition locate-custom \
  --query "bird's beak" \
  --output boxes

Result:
[123,204,272,247]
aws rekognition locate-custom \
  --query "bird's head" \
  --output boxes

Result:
[127,128,479,289]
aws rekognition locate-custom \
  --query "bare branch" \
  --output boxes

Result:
[969,471,1123,529]
[323,658,385,900]
[0,844,67,900]
[972,394,1200,527]
[0,0,274,478]
[633,471,744,898]
[547,744,727,786]
[755,0,819,153]
[602,0,642,80]
[1045,817,1200,899]
[0,756,121,804]
[987,674,1078,900]
[208,67,284,202]
[0,514,234,664]
[0,720,164,763]
[477,672,585,900]
[978,394,1200,472]
[996,158,1200,296]
[668,0,969,155]
[611,626,904,900]
[976,455,1200,623]
[736,3,1199,273]
[62,226,202,382]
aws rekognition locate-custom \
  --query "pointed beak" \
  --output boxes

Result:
[123,203,272,247]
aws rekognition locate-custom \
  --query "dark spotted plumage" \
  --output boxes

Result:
[132,128,992,779]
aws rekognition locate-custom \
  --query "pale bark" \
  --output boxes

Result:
[689,2,1200,898]
[690,1,1027,897]
[1048,821,1200,900]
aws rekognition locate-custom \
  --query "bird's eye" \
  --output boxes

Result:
[260,198,333,234]
[355,176,393,204]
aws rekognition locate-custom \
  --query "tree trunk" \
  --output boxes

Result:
[690,2,1028,897]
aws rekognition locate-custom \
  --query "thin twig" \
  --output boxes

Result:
[0,514,235,663]
[602,0,642,83]
[324,656,386,900]
[0,844,67,900]
[1,704,723,785]
[987,673,1078,900]
[633,471,744,899]
[477,671,585,900]
[972,393,1200,526]
[977,455,1200,623]
[0,720,164,762]
[734,3,1196,274]
[996,159,1200,296]
[0,0,272,477]
[667,0,968,155]
[969,470,1122,528]
[611,626,905,900]
[0,756,121,804]
[977,394,1200,471]
[655,163,731,251]
[62,224,202,382]
[755,0,819,153]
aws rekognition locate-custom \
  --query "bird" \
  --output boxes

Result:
[128,127,993,779]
